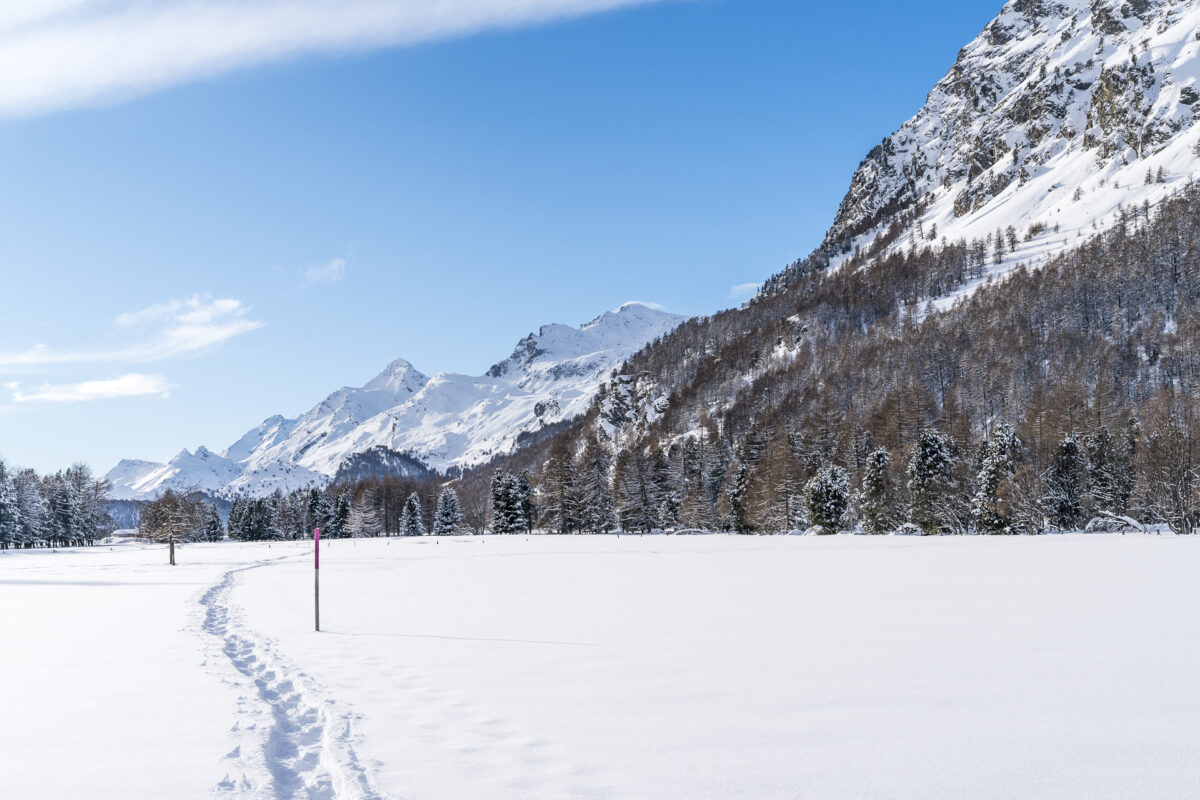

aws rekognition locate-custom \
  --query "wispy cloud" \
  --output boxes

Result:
[615,300,666,312]
[303,257,347,288]
[6,373,174,403]
[0,0,667,118]
[0,294,263,369]
[729,282,761,300]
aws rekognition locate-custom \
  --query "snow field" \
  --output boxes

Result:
[4,534,1200,799]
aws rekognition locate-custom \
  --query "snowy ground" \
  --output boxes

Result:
[3,534,1199,799]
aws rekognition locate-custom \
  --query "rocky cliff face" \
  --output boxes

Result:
[821,0,1199,268]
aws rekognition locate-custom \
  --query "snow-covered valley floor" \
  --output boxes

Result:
[3,534,1199,799]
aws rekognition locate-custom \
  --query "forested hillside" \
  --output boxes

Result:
[441,181,1200,536]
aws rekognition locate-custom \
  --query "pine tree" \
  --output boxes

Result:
[306,489,331,536]
[541,440,580,534]
[651,448,681,531]
[703,427,733,529]
[14,468,47,547]
[0,460,21,550]
[227,497,247,541]
[1045,434,1085,530]
[576,433,616,534]
[857,448,896,534]
[1082,426,1114,515]
[614,449,657,533]
[906,431,957,535]
[433,487,464,536]
[491,470,524,534]
[324,493,350,539]
[727,462,753,534]
[516,472,535,534]
[805,464,848,534]
[1114,417,1139,516]
[269,491,299,540]
[970,424,1020,534]
[203,503,224,542]
[401,492,426,536]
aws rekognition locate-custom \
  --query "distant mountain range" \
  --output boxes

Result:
[106,302,685,499]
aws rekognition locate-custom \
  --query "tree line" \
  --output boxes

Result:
[214,483,465,540]
[472,409,1195,535]
[0,460,112,549]
[447,180,1200,535]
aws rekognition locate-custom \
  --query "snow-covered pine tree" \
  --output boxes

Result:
[327,492,350,538]
[906,431,957,535]
[203,503,224,542]
[651,448,680,531]
[490,470,521,534]
[43,474,77,546]
[516,471,535,534]
[66,464,110,544]
[738,418,769,466]
[433,487,464,536]
[576,433,616,534]
[970,424,1020,534]
[727,461,753,534]
[857,448,896,535]
[0,460,21,550]
[243,497,275,541]
[14,468,47,547]
[400,492,426,536]
[805,464,848,534]
[270,491,300,540]
[703,429,732,530]
[1082,426,1120,517]
[305,489,331,537]
[1045,434,1085,531]
[1115,416,1139,517]
[540,439,580,534]
[227,497,247,541]
[614,449,657,533]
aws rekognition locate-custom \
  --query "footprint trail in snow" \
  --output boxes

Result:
[198,561,387,799]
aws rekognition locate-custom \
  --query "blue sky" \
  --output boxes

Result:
[0,0,1003,474]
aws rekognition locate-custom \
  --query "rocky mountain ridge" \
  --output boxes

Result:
[106,302,685,499]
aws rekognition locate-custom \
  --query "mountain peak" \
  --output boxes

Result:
[784,0,1199,302]
[109,301,688,498]
[363,358,429,395]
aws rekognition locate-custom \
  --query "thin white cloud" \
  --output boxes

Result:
[0,0,667,118]
[6,373,174,403]
[304,258,347,288]
[729,282,761,300]
[0,294,263,369]
[614,300,667,312]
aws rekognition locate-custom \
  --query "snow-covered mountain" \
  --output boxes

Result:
[106,302,686,499]
[810,0,1200,305]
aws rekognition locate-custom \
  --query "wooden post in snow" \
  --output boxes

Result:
[314,527,320,632]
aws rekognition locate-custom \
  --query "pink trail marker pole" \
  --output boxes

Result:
[314,527,320,632]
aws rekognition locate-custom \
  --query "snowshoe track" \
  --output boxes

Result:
[199,562,386,799]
